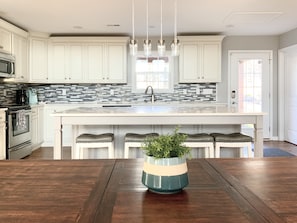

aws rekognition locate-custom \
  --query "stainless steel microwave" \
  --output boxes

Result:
[0,52,15,78]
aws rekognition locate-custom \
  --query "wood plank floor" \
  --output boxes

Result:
[24,141,297,160]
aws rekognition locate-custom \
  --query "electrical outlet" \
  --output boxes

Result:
[62,89,67,96]
[183,89,187,94]
[110,90,114,95]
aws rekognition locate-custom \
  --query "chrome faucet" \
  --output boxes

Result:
[144,85,155,103]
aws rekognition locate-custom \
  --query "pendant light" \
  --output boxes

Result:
[129,0,137,56]
[143,0,151,56]
[157,0,165,56]
[171,0,180,56]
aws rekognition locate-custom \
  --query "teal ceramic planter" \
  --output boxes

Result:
[142,155,189,194]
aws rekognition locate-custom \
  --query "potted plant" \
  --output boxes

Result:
[141,127,191,194]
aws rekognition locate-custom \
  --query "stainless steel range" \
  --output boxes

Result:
[1,105,32,159]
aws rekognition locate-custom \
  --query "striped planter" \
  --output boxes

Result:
[142,155,189,194]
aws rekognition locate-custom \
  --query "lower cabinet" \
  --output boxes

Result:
[31,105,44,151]
[0,110,6,160]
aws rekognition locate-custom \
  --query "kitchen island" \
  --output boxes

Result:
[52,104,265,159]
[0,158,296,222]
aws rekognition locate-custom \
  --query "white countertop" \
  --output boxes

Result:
[52,104,265,117]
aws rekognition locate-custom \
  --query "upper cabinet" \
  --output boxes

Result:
[179,36,224,83]
[0,18,29,82]
[0,28,12,53]
[12,33,29,82]
[48,37,128,84]
[30,37,48,83]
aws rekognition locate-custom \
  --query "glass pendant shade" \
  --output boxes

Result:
[129,39,138,56]
[143,39,152,56]
[171,39,180,56]
[158,39,166,56]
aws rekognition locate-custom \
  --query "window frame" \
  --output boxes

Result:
[131,51,174,93]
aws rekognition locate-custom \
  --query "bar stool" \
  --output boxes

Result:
[75,133,114,159]
[124,133,159,158]
[211,133,253,158]
[181,133,215,158]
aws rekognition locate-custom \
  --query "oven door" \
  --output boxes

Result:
[8,110,31,148]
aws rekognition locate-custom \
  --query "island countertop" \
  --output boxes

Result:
[52,104,264,117]
[52,104,265,159]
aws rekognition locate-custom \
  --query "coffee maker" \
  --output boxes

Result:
[16,89,28,105]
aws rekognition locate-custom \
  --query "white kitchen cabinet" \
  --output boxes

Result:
[179,36,224,83]
[0,28,12,53]
[84,44,104,82]
[30,37,48,83]
[48,37,128,84]
[0,109,6,160]
[104,43,127,83]
[49,43,84,83]
[31,105,44,151]
[12,33,29,82]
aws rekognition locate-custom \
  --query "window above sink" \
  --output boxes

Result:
[131,52,174,93]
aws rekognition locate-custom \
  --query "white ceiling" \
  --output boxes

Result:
[1,0,297,37]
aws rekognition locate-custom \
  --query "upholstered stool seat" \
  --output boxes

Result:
[124,133,159,158]
[211,133,253,158]
[181,133,215,158]
[75,133,114,159]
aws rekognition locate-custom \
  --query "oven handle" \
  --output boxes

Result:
[9,110,31,115]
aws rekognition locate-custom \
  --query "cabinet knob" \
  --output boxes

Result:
[0,46,3,49]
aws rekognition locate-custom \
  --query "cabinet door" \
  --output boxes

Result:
[12,34,29,82]
[37,106,44,144]
[0,28,12,53]
[201,43,221,82]
[179,43,199,83]
[67,44,83,82]
[0,112,6,160]
[31,108,38,146]
[50,44,67,82]
[105,44,127,83]
[84,44,104,82]
[30,38,48,82]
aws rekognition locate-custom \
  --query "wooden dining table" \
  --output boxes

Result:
[0,157,296,223]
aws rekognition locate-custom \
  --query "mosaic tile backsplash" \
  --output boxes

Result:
[0,83,216,105]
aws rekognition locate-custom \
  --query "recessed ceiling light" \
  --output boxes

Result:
[73,26,83,29]
[107,24,120,27]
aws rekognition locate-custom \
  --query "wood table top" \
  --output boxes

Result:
[0,158,296,223]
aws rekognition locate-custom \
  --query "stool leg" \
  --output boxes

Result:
[204,147,209,158]
[124,143,130,159]
[248,143,253,158]
[108,142,115,159]
[209,144,214,158]
[215,143,221,158]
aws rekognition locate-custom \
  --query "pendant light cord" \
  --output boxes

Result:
[174,0,177,43]
[146,0,149,42]
[132,0,135,40]
[160,0,163,42]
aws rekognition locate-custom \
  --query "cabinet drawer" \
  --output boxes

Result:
[0,112,6,122]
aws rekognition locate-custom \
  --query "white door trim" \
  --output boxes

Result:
[228,50,273,139]
[278,44,297,142]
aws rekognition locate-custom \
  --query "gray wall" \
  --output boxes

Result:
[220,36,280,137]
[279,27,297,49]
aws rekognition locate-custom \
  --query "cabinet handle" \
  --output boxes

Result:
[65,77,67,80]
